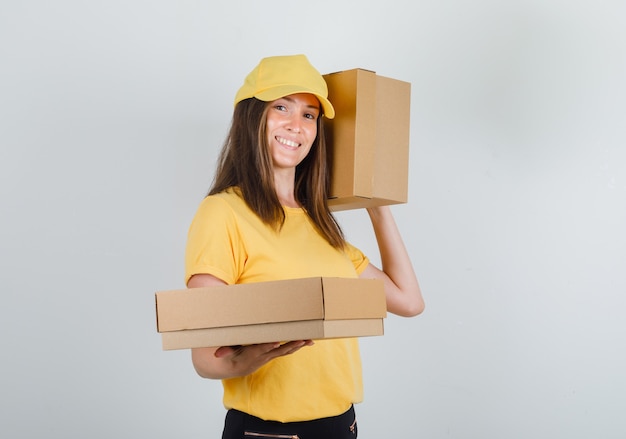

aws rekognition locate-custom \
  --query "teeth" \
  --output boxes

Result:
[277,137,299,148]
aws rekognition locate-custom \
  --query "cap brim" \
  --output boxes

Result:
[254,86,335,119]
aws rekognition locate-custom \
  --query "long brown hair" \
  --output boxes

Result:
[209,97,345,249]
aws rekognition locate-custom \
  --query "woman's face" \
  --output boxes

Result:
[265,93,320,172]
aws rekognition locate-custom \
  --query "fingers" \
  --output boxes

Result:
[214,341,314,359]
[275,340,314,356]
[211,340,314,377]
[269,340,304,356]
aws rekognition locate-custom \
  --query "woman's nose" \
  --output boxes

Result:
[286,115,301,133]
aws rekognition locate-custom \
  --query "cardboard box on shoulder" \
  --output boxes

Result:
[155,277,387,350]
[323,68,411,211]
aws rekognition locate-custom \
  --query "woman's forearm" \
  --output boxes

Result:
[364,206,424,316]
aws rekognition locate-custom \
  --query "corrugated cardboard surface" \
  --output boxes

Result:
[156,277,325,332]
[156,277,386,350]
[319,277,386,320]
[323,68,411,211]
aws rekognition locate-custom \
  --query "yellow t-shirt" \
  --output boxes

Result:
[185,188,370,422]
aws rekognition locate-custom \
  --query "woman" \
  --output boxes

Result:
[185,54,424,439]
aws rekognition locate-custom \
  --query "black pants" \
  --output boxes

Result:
[222,405,358,439]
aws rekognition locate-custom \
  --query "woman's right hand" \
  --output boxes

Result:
[192,340,314,380]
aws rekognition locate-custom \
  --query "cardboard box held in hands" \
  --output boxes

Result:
[155,277,387,350]
[323,68,411,211]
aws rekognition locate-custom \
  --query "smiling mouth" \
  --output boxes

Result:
[276,136,300,148]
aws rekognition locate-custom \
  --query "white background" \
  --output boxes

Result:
[1,1,625,438]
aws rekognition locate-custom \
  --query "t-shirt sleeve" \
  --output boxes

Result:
[184,196,245,285]
[344,241,370,276]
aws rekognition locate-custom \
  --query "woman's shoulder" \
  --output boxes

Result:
[200,187,243,206]
[195,187,248,216]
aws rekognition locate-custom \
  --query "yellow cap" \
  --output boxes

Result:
[234,54,335,119]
